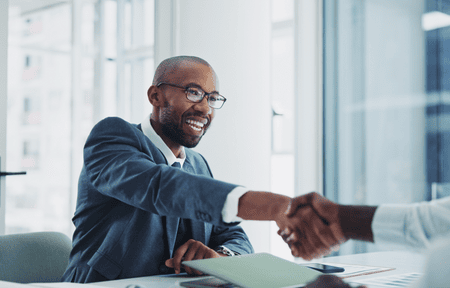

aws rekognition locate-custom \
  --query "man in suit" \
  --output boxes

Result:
[62,56,343,283]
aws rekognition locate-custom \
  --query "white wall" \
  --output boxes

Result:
[0,0,9,235]
[176,0,272,253]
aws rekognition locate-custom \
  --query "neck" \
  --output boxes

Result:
[149,118,183,158]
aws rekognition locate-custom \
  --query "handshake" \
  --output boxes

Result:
[236,191,376,287]
[274,192,346,260]
[262,192,378,260]
[238,191,375,260]
[274,192,345,260]
[238,191,377,260]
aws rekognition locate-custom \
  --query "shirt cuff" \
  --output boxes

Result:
[372,204,411,246]
[221,186,249,223]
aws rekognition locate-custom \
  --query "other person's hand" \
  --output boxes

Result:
[305,275,367,288]
[165,239,223,275]
[279,192,346,260]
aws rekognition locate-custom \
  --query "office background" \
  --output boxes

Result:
[0,0,448,260]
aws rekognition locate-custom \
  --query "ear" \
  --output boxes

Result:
[147,85,165,107]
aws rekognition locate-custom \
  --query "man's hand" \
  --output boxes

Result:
[235,191,346,260]
[165,239,224,275]
[305,275,366,288]
[278,192,346,260]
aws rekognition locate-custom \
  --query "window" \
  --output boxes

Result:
[21,139,39,169]
[6,0,155,236]
[323,0,447,254]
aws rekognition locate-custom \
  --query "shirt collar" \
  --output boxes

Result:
[141,114,186,168]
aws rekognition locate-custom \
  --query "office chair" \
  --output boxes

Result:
[0,231,72,283]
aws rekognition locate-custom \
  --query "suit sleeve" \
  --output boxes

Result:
[83,117,239,226]
[208,225,254,255]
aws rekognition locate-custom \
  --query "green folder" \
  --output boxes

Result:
[181,253,323,288]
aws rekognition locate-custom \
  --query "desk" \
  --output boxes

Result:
[92,250,425,288]
[311,250,424,284]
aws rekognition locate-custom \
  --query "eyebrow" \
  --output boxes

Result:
[185,82,219,94]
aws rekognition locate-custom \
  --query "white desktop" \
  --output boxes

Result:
[0,250,424,288]
[94,250,424,288]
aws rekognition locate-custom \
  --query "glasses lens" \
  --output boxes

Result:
[208,94,224,109]
[186,88,204,102]
[186,88,225,109]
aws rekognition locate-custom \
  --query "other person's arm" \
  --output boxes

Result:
[283,192,450,258]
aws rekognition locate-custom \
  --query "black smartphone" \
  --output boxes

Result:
[305,263,345,273]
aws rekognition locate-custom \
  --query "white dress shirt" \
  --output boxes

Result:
[371,196,450,250]
[141,114,247,223]
[371,197,450,287]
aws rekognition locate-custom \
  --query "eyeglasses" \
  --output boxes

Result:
[156,82,227,109]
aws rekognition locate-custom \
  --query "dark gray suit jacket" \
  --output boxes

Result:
[61,117,253,283]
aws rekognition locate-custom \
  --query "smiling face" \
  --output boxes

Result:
[149,60,218,153]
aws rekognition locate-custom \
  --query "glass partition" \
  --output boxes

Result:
[323,0,448,254]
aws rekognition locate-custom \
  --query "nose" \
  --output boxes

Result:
[194,95,212,115]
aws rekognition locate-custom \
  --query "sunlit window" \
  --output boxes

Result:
[6,0,155,236]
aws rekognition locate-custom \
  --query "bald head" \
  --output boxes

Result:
[152,56,215,86]
[148,56,218,154]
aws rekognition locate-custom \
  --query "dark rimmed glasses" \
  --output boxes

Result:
[156,82,227,109]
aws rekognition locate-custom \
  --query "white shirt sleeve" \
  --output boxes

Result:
[372,197,450,250]
[221,186,249,223]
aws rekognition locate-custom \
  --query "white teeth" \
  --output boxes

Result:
[186,119,205,128]
[189,125,201,131]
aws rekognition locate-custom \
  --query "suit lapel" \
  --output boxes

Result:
[165,153,209,255]
[182,156,209,244]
